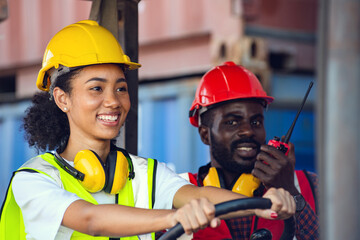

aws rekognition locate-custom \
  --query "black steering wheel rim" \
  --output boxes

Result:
[158,198,295,240]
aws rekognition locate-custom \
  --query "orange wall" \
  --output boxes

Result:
[0,0,91,97]
[138,0,245,79]
[0,0,91,70]
[0,0,317,97]
[246,0,317,32]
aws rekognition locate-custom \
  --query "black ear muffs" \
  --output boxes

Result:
[54,148,134,194]
[202,167,260,197]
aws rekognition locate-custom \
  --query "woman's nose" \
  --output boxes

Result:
[104,91,120,108]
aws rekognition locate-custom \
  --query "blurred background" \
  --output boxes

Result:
[0,0,317,198]
[0,0,359,239]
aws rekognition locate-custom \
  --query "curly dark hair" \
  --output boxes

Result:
[23,69,82,152]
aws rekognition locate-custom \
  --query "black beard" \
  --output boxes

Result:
[210,134,261,174]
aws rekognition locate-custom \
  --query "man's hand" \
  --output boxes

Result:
[252,141,299,195]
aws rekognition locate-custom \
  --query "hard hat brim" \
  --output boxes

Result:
[36,61,141,92]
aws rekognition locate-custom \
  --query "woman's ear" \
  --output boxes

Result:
[53,87,69,112]
[198,125,210,146]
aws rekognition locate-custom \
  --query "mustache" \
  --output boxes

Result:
[230,138,261,151]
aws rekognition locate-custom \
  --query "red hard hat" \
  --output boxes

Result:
[189,61,274,127]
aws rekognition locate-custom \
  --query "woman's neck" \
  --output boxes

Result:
[61,137,111,162]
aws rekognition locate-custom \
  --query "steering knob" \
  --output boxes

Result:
[250,229,273,240]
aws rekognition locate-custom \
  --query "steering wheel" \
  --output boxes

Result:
[158,198,295,240]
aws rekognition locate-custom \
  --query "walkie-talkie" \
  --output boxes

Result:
[267,81,314,155]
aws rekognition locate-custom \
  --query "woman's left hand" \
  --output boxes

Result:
[254,187,295,220]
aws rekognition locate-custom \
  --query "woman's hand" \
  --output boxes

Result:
[169,198,221,235]
[255,188,295,220]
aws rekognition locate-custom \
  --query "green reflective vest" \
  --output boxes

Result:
[0,153,157,240]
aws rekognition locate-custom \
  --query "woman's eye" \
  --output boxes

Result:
[90,86,102,91]
[117,87,128,92]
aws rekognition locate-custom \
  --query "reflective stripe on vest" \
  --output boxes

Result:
[0,153,157,240]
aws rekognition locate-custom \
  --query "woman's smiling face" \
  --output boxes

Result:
[64,64,130,143]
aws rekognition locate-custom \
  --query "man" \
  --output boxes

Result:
[184,61,318,240]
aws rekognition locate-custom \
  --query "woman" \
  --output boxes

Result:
[0,20,295,240]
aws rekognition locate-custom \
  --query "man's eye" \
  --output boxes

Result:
[226,120,238,126]
[251,120,262,126]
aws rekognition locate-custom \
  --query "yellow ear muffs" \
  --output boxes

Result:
[203,167,260,197]
[54,148,134,194]
[231,173,260,197]
[203,167,225,188]
[74,150,106,193]
[103,151,129,194]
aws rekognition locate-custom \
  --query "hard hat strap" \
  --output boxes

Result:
[48,65,71,98]
[197,106,210,126]
[198,106,209,116]
[48,65,85,98]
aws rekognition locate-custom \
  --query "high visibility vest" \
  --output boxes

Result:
[0,153,157,240]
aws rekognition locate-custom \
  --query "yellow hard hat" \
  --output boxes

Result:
[36,20,141,91]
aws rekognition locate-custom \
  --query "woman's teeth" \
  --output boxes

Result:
[98,115,118,122]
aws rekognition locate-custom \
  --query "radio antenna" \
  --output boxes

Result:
[283,81,314,143]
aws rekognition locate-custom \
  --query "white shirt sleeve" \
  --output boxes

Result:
[12,171,81,240]
[153,161,192,210]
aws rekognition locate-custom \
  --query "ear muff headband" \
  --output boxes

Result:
[105,151,130,194]
[104,151,117,194]
[54,151,85,180]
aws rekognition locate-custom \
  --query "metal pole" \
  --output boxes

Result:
[117,0,140,155]
[0,0,8,22]
[316,0,328,239]
[317,0,360,239]
[89,0,140,155]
